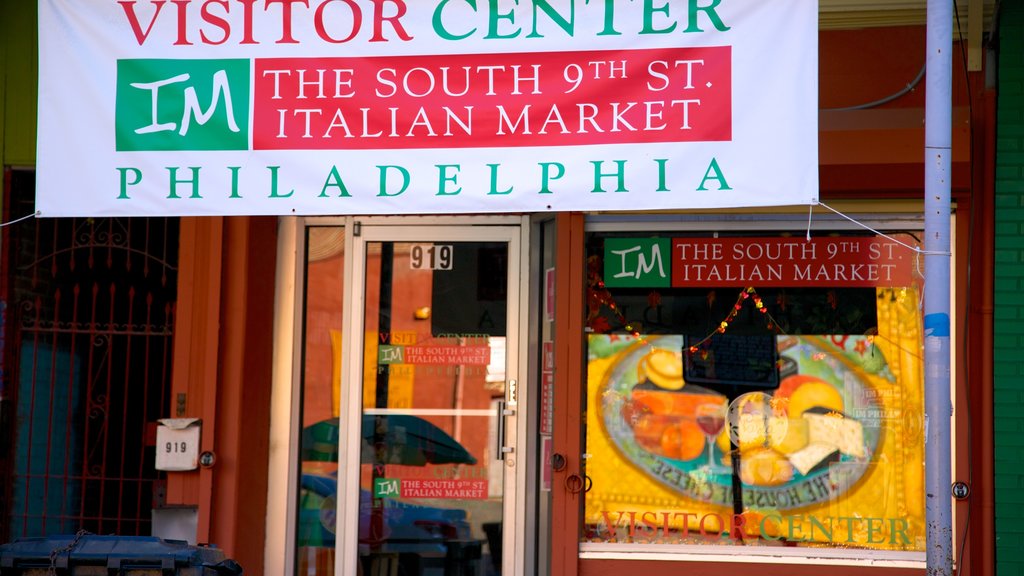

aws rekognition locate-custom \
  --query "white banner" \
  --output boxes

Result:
[37,0,818,217]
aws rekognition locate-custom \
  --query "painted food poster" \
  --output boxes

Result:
[585,292,925,550]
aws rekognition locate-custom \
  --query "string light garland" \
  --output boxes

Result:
[586,283,644,338]
[586,254,646,337]
[685,287,787,357]
[587,255,786,351]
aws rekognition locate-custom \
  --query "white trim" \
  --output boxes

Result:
[264,216,301,576]
[580,547,925,569]
[339,219,361,576]
[510,215,532,576]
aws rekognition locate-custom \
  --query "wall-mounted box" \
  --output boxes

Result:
[155,418,201,471]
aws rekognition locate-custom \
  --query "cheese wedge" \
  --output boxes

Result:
[787,442,840,475]
[803,412,865,458]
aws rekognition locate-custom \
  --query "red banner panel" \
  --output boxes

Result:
[670,237,913,287]
[253,47,731,150]
[402,345,490,365]
[401,479,488,499]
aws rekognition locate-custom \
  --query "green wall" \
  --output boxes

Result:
[0,0,37,207]
[1,0,38,166]
[995,2,1024,574]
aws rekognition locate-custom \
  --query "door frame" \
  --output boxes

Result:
[340,216,529,576]
[268,215,532,576]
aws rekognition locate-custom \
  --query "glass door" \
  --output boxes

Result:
[341,223,522,576]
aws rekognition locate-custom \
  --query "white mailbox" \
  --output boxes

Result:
[155,418,201,471]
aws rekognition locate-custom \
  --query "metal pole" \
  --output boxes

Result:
[924,0,953,574]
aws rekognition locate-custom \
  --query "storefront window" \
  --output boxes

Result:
[582,230,925,553]
[296,226,346,575]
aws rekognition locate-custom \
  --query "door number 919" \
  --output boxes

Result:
[410,245,453,270]
[165,441,188,453]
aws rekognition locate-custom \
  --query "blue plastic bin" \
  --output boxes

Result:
[0,534,242,575]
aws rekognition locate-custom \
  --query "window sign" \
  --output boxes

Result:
[37,1,817,216]
[682,334,783,391]
[584,232,925,553]
[604,236,913,289]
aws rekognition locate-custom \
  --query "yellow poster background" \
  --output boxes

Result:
[584,287,924,550]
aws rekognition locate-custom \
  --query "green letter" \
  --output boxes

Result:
[228,166,242,198]
[167,167,202,199]
[759,515,782,541]
[654,159,670,191]
[526,0,573,38]
[268,166,294,198]
[591,160,628,192]
[433,0,476,40]
[697,158,731,191]
[808,515,833,542]
[889,518,911,545]
[685,0,730,32]
[593,0,620,35]
[786,515,811,542]
[641,0,676,34]
[539,162,564,194]
[487,164,512,195]
[486,0,520,39]
[319,166,351,198]
[378,165,410,197]
[839,516,862,542]
[436,164,462,195]
[866,517,885,544]
[117,167,142,199]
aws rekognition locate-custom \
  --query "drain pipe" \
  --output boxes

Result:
[924,0,954,575]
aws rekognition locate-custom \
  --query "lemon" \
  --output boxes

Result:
[739,447,793,486]
[640,349,685,390]
[716,426,731,453]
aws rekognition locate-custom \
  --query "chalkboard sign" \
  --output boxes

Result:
[683,334,781,391]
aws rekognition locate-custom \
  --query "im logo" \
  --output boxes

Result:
[373,478,400,499]
[603,238,671,288]
[115,59,250,151]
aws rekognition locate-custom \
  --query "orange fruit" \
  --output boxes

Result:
[659,420,706,461]
[774,375,846,418]
[776,374,821,399]
[788,381,844,418]
[631,389,725,418]
[633,413,670,449]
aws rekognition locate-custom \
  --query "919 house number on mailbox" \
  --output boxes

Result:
[155,418,201,471]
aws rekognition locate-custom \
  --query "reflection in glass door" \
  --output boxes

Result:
[349,229,519,576]
[296,225,347,576]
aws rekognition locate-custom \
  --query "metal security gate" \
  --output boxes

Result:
[0,169,179,542]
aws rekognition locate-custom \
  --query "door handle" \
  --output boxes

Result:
[496,400,516,460]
